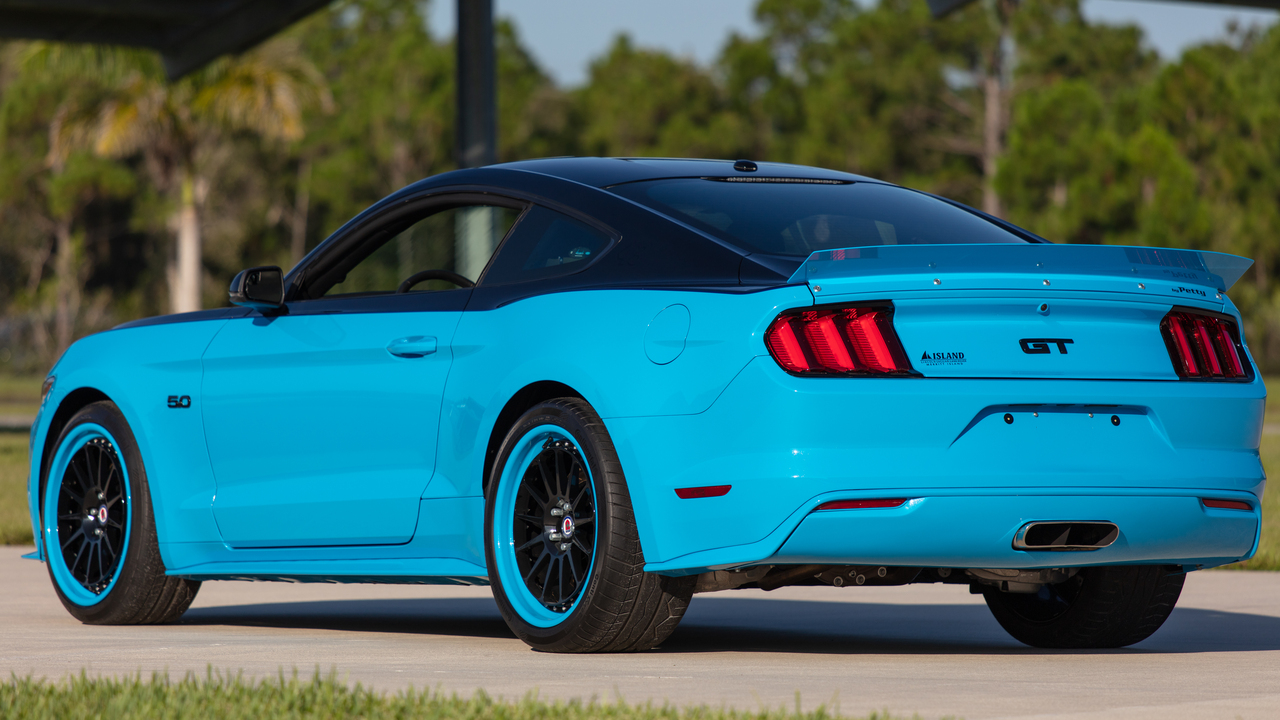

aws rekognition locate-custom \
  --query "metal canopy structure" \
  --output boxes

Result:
[0,0,497,170]
[0,0,331,80]
[928,0,1280,17]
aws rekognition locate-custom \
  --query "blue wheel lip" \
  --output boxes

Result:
[494,424,597,628]
[43,422,132,607]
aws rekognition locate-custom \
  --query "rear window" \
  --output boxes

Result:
[608,178,1031,255]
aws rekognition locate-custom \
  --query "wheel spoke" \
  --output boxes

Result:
[567,549,580,585]
[553,450,565,498]
[537,454,556,502]
[515,535,544,553]
[522,549,548,583]
[70,536,89,576]
[515,513,542,527]
[60,485,84,506]
[91,543,104,586]
[72,451,92,494]
[570,458,586,491]
[521,475,550,508]
[60,527,85,551]
[556,555,568,605]
[94,443,105,490]
[572,515,593,527]
[538,559,553,603]
[572,536,592,555]
[102,463,118,499]
[65,456,91,503]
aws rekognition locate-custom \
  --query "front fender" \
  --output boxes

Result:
[28,318,230,567]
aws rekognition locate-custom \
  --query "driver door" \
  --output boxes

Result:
[200,199,522,547]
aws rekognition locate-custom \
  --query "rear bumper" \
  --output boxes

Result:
[606,357,1266,572]
[771,491,1258,570]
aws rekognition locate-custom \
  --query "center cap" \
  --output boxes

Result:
[96,505,108,524]
[560,516,574,538]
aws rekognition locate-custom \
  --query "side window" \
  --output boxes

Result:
[480,206,611,286]
[321,204,521,298]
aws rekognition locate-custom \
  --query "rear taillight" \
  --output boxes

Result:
[1160,308,1251,381]
[765,304,914,376]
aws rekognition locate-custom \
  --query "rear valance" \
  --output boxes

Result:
[788,244,1253,298]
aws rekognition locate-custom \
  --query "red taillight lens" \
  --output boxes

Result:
[802,312,861,372]
[816,498,909,511]
[765,304,913,376]
[1160,309,1251,381]
[1202,498,1253,511]
[765,316,810,372]
[674,485,732,499]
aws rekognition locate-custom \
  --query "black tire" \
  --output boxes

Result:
[982,565,1185,648]
[40,401,200,624]
[484,398,694,653]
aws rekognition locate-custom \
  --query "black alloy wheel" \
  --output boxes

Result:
[485,397,695,653]
[42,401,201,624]
[55,436,129,594]
[511,436,596,613]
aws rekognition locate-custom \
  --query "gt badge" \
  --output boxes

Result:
[1020,338,1074,354]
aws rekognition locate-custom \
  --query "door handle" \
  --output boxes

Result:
[386,336,437,358]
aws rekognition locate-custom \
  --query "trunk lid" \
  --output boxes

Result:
[788,244,1253,380]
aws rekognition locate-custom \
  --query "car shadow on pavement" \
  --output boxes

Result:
[666,597,1280,655]
[179,596,1280,655]
[180,598,517,640]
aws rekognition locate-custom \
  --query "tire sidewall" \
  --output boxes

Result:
[42,401,157,623]
[983,565,1182,648]
[484,401,618,648]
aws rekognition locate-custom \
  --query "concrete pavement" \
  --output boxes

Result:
[3,546,1279,719]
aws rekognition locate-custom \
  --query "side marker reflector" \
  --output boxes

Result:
[1202,498,1253,511]
[675,485,732,499]
[816,498,909,511]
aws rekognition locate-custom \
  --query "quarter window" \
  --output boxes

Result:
[481,206,611,286]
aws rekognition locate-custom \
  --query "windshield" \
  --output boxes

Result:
[609,178,1033,255]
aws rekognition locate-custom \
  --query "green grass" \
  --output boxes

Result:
[0,432,33,545]
[0,372,42,418]
[0,372,43,399]
[0,672,912,720]
[0,373,43,545]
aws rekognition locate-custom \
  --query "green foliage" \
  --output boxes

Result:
[573,34,744,159]
[0,671,911,720]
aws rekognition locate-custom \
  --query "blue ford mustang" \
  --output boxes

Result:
[27,158,1264,652]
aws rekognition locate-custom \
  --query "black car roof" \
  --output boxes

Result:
[487,157,877,188]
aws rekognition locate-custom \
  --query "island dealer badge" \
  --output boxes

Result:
[919,350,966,367]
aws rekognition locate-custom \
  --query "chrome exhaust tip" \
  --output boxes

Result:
[1013,521,1119,551]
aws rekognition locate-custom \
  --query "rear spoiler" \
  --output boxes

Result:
[788,244,1253,295]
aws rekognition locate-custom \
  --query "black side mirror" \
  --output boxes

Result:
[229,266,285,311]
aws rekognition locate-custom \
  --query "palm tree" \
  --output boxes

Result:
[46,39,330,313]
